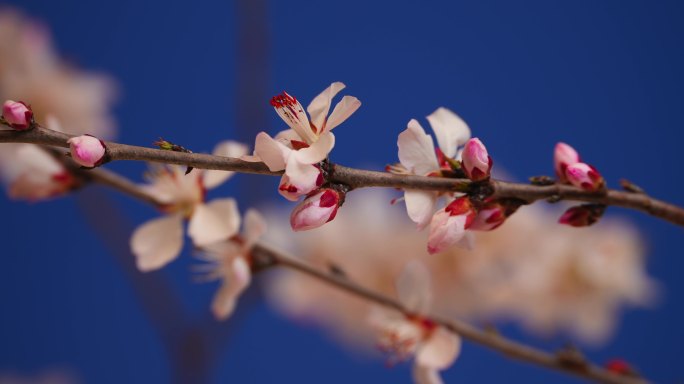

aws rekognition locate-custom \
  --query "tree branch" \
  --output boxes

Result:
[1,125,682,226]
[48,155,647,384]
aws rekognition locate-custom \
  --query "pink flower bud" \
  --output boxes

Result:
[558,204,605,227]
[565,162,604,191]
[470,202,506,231]
[554,142,580,182]
[67,135,107,168]
[461,138,492,181]
[2,100,33,130]
[290,189,342,231]
[427,196,476,254]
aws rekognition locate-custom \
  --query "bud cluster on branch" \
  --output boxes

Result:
[1,80,678,384]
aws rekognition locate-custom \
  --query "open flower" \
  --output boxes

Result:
[252,82,360,200]
[395,108,471,228]
[370,261,461,384]
[130,141,248,272]
[196,209,266,320]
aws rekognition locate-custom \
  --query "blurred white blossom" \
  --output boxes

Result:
[266,190,656,353]
[0,9,117,200]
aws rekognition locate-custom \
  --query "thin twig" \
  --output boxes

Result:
[1,125,682,226]
[50,159,646,384]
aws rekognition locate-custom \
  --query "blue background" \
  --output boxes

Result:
[1,1,682,383]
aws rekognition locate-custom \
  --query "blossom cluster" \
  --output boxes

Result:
[246,82,360,230]
[0,70,654,384]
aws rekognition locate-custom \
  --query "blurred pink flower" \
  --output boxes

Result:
[370,261,461,384]
[0,116,77,200]
[266,190,655,351]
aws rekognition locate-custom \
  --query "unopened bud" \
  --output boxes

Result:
[427,196,476,254]
[470,201,507,231]
[2,100,33,130]
[461,138,492,181]
[67,135,107,168]
[290,188,342,231]
[565,162,604,191]
[554,142,580,182]
[558,204,606,227]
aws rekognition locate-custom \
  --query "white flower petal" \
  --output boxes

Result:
[202,140,250,189]
[273,93,316,143]
[416,328,461,370]
[404,190,438,229]
[274,129,302,143]
[131,214,184,272]
[295,132,335,164]
[426,107,471,158]
[188,198,241,247]
[277,174,306,201]
[307,82,346,131]
[427,210,469,255]
[398,120,439,176]
[412,364,444,384]
[324,95,361,132]
[243,209,267,247]
[254,132,291,171]
[284,159,322,195]
[212,258,252,320]
[396,260,433,314]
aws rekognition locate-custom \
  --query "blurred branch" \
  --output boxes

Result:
[2,125,683,226]
[54,159,647,384]
[249,244,645,384]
